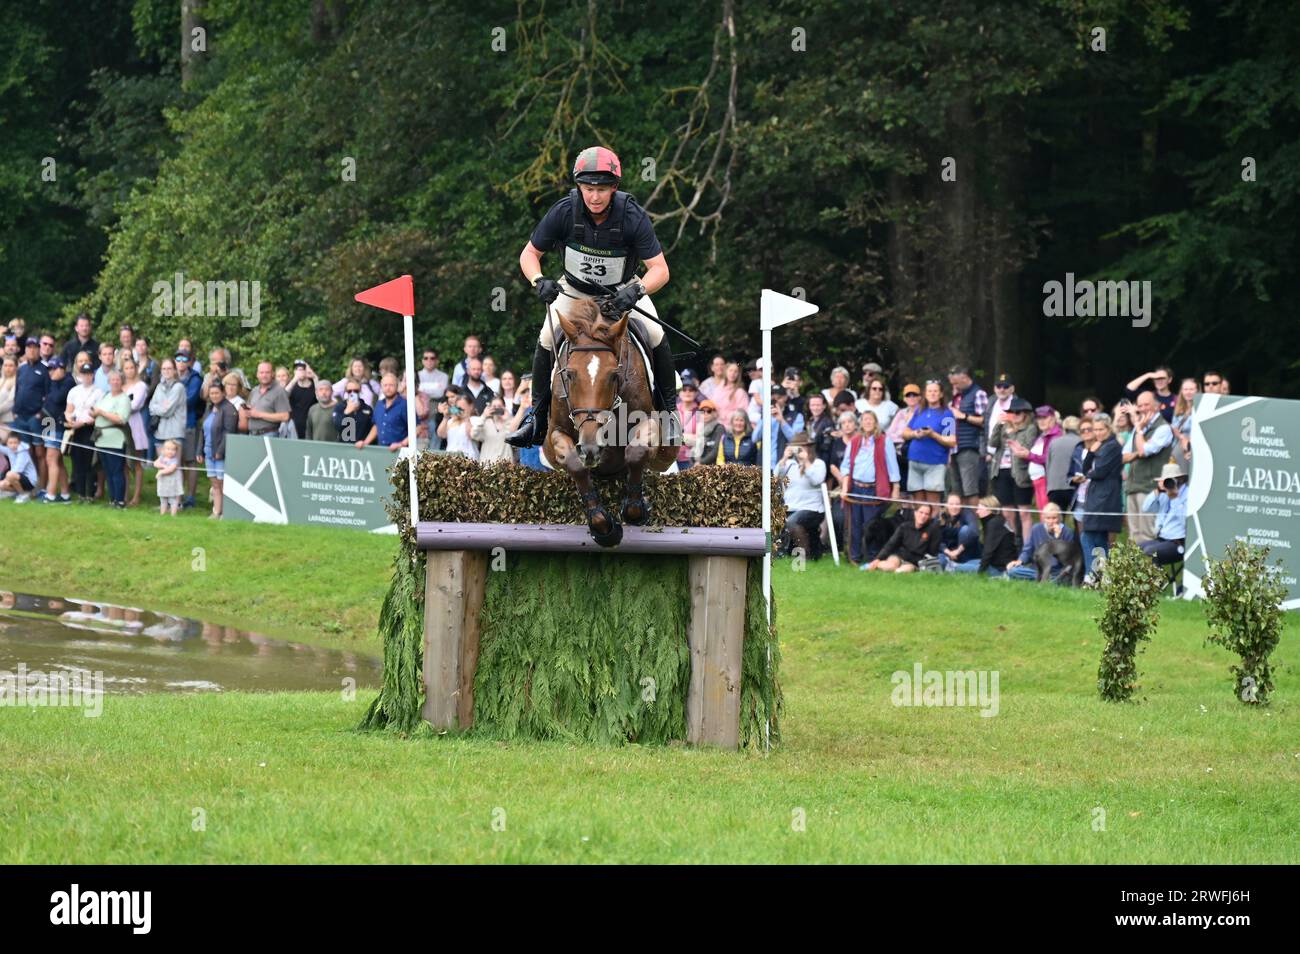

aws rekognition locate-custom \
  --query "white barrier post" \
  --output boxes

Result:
[759,289,819,751]
[821,482,840,566]
[401,311,420,530]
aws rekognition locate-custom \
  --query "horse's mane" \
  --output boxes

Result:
[562,297,626,347]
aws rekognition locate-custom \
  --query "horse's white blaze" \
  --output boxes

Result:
[586,354,600,387]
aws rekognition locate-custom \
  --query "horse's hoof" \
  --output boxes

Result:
[590,517,623,548]
[621,498,651,526]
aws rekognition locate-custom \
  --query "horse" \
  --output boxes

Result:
[541,297,678,547]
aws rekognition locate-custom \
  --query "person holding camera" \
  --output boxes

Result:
[777,432,825,559]
[1120,390,1174,544]
[471,396,522,465]
[1139,463,1188,567]
[437,389,479,460]
[331,381,374,446]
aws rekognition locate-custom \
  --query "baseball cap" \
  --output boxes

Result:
[994,372,1014,388]
[699,399,717,411]
[862,361,883,374]
[78,362,93,374]
[679,369,698,386]
[174,352,191,362]
[745,357,764,372]
[902,383,921,398]
[24,336,39,348]
[1035,404,1056,419]
[47,356,65,370]
[293,359,308,369]
[1007,396,1033,413]
[783,366,801,379]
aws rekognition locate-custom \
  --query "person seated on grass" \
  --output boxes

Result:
[861,502,939,573]
[937,492,981,569]
[1139,463,1189,567]
[949,496,1018,576]
[1006,502,1076,581]
[0,432,38,502]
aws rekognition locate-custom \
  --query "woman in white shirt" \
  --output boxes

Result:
[0,355,16,441]
[470,397,523,465]
[777,432,827,560]
[821,367,857,408]
[120,355,151,506]
[438,392,479,461]
[855,379,899,430]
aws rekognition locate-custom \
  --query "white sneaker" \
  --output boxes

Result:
[14,493,31,503]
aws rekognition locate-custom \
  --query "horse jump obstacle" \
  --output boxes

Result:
[416,522,766,749]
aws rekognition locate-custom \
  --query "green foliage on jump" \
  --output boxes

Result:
[358,545,427,735]
[390,452,783,540]
[473,553,692,745]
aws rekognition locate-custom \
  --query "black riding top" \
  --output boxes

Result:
[529,191,663,294]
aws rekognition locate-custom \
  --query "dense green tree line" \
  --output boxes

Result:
[2,0,1296,397]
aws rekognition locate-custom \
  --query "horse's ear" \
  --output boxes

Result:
[607,312,628,340]
[557,309,582,343]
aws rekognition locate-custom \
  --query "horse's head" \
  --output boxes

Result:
[556,298,628,469]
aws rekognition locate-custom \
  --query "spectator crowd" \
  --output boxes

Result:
[1,314,1215,584]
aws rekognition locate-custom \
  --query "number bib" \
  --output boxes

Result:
[564,244,627,287]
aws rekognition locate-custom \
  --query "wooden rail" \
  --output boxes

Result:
[416,522,767,557]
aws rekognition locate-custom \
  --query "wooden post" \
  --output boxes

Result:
[686,555,748,749]
[422,549,488,731]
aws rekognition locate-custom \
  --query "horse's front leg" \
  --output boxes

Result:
[620,411,656,526]
[552,429,622,546]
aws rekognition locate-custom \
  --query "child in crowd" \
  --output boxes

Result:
[0,433,39,502]
[154,439,183,515]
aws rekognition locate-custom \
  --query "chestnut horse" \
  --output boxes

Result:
[542,297,677,546]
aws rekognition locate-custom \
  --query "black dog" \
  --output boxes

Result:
[1033,534,1085,587]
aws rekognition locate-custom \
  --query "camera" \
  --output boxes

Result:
[1161,477,1177,491]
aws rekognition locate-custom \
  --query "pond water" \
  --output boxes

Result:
[0,591,382,695]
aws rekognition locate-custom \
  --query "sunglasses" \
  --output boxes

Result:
[994,383,1011,389]
[903,392,920,398]
[869,385,883,391]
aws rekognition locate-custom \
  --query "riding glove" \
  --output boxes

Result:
[611,281,644,315]
[534,277,561,306]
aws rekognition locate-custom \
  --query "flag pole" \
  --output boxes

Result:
[402,312,420,532]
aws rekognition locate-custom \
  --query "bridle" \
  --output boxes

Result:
[549,296,630,431]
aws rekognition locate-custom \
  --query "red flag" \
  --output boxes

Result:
[354,274,414,316]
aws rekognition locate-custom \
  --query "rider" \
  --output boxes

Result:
[506,145,682,448]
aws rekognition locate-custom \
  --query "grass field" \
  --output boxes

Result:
[1,504,1296,863]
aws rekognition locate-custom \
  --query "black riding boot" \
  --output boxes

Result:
[650,337,683,445]
[506,343,553,448]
